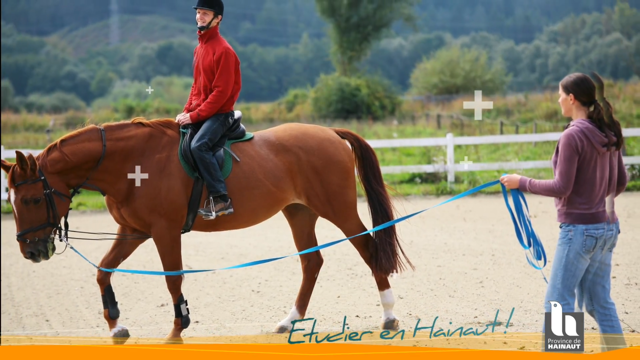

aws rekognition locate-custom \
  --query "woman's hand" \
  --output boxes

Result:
[500,174,522,190]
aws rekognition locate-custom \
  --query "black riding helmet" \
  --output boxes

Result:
[193,0,224,31]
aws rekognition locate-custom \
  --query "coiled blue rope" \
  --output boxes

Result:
[68,178,547,282]
[500,180,548,284]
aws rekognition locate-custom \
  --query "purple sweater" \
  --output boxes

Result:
[518,119,628,224]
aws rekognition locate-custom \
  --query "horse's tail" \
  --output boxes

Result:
[332,128,414,277]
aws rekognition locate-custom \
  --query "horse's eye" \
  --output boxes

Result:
[33,197,42,205]
[22,198,32,206]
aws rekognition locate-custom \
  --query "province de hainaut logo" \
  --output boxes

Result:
[544,301,584,352]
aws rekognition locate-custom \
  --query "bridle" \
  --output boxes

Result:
[13,126,107,244]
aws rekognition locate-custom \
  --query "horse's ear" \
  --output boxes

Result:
[27,153,38,174]
[15,151,29,172]
[0,159,13,174]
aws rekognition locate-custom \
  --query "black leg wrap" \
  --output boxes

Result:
[101,284,120,320]
[174,294,191,329]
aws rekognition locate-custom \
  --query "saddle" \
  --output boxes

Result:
[178,110,253,233]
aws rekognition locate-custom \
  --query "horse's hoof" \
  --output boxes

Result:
[274,325,291,334]
[111,325,130,345]
[381,318,400,331]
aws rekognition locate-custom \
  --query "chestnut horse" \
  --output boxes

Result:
[1,118,413,343]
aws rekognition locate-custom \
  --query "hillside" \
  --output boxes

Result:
[1,1,638,106]
[51,15,197,58]
[3,0,638,47]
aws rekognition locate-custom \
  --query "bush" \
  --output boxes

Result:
[91,76,192,113]
[64,111,89,129]
[310,73,401,120]
[114,98,182,119]
[278,87,311,112]
[627,164,640,181]
[408,45,510,96]
[16,91,86,114]
[625,180,640,192]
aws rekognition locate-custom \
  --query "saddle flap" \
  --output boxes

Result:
[181,126,201,176]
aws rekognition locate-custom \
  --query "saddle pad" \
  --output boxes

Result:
[179,130,254,180]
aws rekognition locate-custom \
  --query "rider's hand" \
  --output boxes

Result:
[176,113,192,125]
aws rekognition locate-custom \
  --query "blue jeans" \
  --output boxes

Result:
[190,112,235,198]
[542,220,626,351]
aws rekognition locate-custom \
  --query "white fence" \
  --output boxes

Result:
[370,128,640,183]
[2,128,640,201]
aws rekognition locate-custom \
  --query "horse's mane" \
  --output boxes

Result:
[38,117,178,162]
[130,117,178,133]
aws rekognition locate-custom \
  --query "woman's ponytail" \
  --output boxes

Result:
[589,72,624,151]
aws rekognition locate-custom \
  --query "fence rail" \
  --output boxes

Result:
[3,128,640,201]
[369,128,640,183]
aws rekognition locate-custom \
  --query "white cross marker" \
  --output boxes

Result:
[460,156,473,170]
[463,90,493,120]
[146,86,154,95]
[127,166,149,187]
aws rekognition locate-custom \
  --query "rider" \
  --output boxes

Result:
[175,0,242,220]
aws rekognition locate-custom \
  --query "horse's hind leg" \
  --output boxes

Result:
[96,226,148,344]
[329,214,400,331]
[274,203,322,333]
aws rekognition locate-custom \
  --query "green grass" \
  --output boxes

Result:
[1,190,106,214]
[1,156,107,214]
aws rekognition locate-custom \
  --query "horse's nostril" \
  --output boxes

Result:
[25,250,36,259]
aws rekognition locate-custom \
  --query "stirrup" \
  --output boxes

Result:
[198,197,217,220]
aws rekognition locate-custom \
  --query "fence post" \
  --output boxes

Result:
[1,145,7,202]
[500,120,504,135]
[446,133,455,184]
[437,113,441,130]
[533,122,537,147]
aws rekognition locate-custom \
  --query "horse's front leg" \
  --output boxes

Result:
[151,226,189,343]
[96,226,148,344]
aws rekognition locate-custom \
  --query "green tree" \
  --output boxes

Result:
[362,32,450,91]
[91,68,118,98]
[125,44,163,83]
[611,0,640,40]
[314,0,419,76]
[155,39,195,77]
[631,34,640,77]
[1,79,16,111]
[409,45,510,96]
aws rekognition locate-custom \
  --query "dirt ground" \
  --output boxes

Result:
[2,192,639,351]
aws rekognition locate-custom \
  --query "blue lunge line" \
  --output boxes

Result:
[68,178,547,281]
[499,177,548,284]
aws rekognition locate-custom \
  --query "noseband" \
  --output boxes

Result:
[13,126,107,244]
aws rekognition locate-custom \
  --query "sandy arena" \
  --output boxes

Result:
[2,192,639,349]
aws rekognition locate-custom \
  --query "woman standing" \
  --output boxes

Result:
[500,72,628,352]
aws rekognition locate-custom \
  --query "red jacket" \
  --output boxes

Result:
[184,25,242,123]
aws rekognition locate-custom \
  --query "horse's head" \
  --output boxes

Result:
[1,151,71,263]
